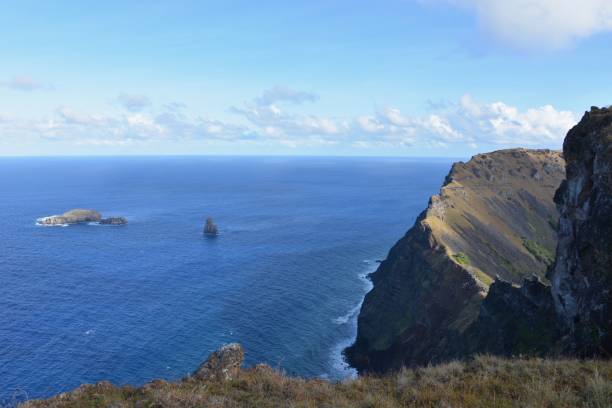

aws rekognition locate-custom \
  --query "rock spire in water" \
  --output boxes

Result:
[204,217,219,236]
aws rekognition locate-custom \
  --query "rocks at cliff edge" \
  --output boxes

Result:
[193,343,244,381]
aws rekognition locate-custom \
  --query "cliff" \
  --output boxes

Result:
[550,106,612,356]
[346,149,565,372]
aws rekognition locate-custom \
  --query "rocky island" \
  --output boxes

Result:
[203,217,219,236]
[37,209,102,225]
[37,209,127,226]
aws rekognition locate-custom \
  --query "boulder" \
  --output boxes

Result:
[192,343,244,381]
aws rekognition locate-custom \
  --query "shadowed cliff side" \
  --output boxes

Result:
[346,148,565,373]
[550,106,612,356]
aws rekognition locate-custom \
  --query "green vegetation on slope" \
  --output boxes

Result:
[452,252,470,266]
[523,238,555,265]
[24,357,612,408]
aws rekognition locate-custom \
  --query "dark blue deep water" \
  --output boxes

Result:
[0,156,453,402]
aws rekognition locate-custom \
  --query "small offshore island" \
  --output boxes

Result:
[37,209,127,226]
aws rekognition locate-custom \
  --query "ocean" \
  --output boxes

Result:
[0,156,454,402]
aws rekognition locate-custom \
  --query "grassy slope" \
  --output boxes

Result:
[24,356,612,408]
[431,148,564,284]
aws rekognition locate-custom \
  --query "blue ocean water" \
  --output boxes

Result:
[0,156,453,402]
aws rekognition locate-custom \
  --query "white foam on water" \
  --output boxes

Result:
[35,222,69,227]
[329,261,376,379]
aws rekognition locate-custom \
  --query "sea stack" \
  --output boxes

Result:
[204,217,219,236]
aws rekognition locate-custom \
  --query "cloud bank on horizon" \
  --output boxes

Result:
[0,87,576,153]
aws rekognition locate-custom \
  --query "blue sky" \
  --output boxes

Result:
[1,0,611,156]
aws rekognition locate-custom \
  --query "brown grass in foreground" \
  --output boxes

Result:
[22,356,612,408]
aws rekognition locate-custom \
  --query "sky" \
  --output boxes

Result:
[1,0,611,156]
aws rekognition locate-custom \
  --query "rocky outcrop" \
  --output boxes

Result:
[37,209,102,225]
[192,343,244,381]
[457,275,558,358]
[346,149,565,373]
[549,106,612,356]
[99,217,128,225]
[204,217,219,236]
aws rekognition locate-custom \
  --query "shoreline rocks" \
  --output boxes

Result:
[99,217,128,225]
[192,343,244,381]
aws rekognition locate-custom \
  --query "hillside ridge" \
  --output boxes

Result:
[346,148,565,372]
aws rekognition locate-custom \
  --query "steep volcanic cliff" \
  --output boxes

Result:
[550,106,612,356]
[346,149,565,372]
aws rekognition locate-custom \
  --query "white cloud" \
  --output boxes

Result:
[231,87,347,141]
[117,93,152,112]
[357,107,464,144]
[455,94,577,144]
[0,89,579,152]
[421,114,463,141]
[353,95,575,148]
[356,115,386,133]
[2,75,51,91]
[447,0,612,49]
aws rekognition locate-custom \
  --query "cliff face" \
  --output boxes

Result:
[550,107,612,356]
[457,275,559,358]
[346,149,565,372]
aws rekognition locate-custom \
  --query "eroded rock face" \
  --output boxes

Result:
[549,106,612,355]
[193,343,244,381]
[346,149,565,373]
[458,275,558,358]
[99,217,128,225]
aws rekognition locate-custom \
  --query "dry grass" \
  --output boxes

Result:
[21,356,612,408]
